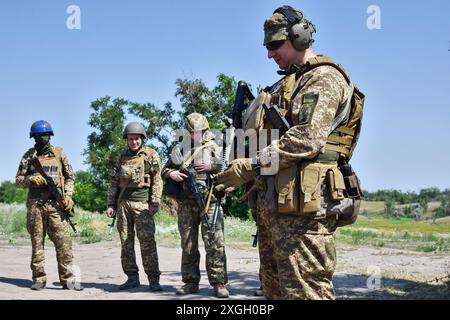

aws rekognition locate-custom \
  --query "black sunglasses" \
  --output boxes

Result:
[265,40,285,51]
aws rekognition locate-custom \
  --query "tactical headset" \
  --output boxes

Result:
[273,5,316,51]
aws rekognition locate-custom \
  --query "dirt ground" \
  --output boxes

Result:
[0,240,449,300]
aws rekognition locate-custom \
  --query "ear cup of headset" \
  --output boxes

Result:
[289,21,314,51]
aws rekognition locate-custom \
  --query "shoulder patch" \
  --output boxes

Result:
[299,93,319,126]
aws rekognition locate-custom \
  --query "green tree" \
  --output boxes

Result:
[384,198,396,217]
[0,181,27,204]
[73,171,107,213]
[84,96,128,186]
[175,73,237,130]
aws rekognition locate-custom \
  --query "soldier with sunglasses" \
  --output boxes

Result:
[215,6,363,300]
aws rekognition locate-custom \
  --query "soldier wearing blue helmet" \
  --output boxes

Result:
[16,120,83,291]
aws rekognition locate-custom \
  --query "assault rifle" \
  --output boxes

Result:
[182,168,211,230]
[30,158,77,233]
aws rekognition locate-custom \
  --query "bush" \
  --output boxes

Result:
[0,181,27,204]
[73,171,107,213]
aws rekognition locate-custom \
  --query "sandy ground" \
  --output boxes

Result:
[0,240,449,300]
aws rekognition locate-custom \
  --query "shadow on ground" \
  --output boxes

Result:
[334,274,450,300]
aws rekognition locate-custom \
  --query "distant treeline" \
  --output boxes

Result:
[363,188,450,204]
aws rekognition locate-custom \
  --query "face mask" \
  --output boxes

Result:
[34,135,51,155]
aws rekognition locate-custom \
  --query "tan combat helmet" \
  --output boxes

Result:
[185,113,209,132]
[123,122,147,139]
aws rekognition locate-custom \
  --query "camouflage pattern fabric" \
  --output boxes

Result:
[258,63,351,171]
[16,147,74,197]
[26,199,74,284]
[256,188,337,300]
[162,131,222,184]
[16,146,75,285]
[162,131,227,285]
[107,146,163,208]
[177,199,227,286]
[117,200,161,282]
[255,61,350,300]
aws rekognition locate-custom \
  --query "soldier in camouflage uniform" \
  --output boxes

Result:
[216,6,360,300]
[106,122,163,292]
[162,113,229,298]
[16,120,83,291]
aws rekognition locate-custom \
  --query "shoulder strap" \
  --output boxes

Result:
[180,141,215,171]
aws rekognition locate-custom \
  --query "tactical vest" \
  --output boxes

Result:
[29,147,65,198]
[245,56,364,223]
[119,147,157,189]
[298,55,365,161]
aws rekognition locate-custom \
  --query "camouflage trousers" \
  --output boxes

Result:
[177,198,228,286]
[117,200,161,282]
[256,192,338,300]
[26,199,74,285]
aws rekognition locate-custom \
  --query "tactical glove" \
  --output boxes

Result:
[29,175,47,187]
[214,159,256,193]
[63,196,74,212]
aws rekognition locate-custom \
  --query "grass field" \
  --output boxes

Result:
[1,201,449,252]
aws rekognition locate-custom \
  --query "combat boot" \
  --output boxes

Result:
[119,276,140,290]
[176,283,199,295]
[149,281,162,292]
[30,281,46,291]
[62,282,84,291]
[214,284,229,298]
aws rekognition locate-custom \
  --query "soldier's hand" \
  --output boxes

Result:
[214,159,256,193]
[29,175,47,187]
[63,196,74,212]
[106,207,115,218]
[169,170,188,182]
[194,163,213,173]
[148,204,159,216]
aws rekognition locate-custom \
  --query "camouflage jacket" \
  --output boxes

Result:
[107,146,162,208]
[15,146,74,198]
[258,56,351,169]
[162,131,222,183]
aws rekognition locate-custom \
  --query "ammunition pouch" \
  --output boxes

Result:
[274,161,362,226]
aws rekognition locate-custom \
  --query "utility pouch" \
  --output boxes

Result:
[326,166,346,202]
[300,162,328,214]
[275,166,299,214]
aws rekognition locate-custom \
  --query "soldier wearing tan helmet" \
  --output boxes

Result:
[162,113,229,298]
[15,120,83,291]
[106,122,163,292]
[215,6,364,299]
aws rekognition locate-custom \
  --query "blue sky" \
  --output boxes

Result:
[1,0,449,192]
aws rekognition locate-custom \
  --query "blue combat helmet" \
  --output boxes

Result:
[29,120,54,138]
